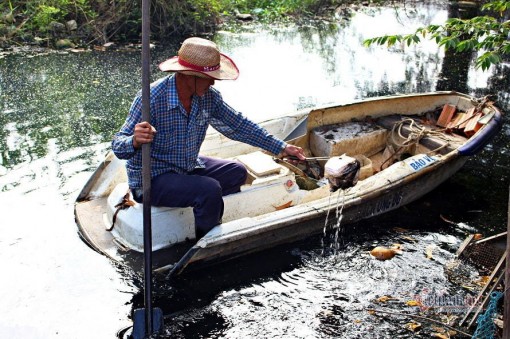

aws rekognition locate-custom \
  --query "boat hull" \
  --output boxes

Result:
[179,153,466,271]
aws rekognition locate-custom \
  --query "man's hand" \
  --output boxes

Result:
[281,144,306,161]
[133,121,157,149]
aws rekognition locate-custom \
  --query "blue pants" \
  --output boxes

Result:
[136,156,247,238]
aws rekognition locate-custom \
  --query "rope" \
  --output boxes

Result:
[379,118,451,170]
[472,291,503,339]
[391,118,451,151]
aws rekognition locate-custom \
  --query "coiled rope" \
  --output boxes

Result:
[391,118,451,154]
[379,118,450,171]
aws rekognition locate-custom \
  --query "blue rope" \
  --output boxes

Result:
[472,291,503,339]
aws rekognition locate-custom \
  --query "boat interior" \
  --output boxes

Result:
[236,104,474,193]
[96,96,493,251]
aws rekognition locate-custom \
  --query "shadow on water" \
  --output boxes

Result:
[435,1,479,93]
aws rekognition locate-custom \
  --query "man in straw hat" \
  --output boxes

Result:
[112,37,305,239]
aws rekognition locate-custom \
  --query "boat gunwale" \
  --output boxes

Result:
[195,150,463,248]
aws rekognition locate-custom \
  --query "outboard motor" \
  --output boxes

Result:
[324,155,361,192]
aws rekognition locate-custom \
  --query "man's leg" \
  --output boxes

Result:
[193,156,247,196]
[151,172,223,237]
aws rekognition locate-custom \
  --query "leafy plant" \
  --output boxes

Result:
[363,1,510,70]
[32,5,64,30]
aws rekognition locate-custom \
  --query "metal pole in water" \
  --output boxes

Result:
[504,186,510,339]
[141,0,153,328]
[131,0,164,337]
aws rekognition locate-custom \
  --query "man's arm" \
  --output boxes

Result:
[209,92,304,160]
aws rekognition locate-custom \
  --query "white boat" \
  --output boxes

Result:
[74,91,503,275]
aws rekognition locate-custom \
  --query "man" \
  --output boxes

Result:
[112,37,305,238]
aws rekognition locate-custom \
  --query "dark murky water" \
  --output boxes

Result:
[1,2,509,338]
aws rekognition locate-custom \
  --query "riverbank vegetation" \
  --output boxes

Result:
[1,0,508,71]
[0,0,363,49]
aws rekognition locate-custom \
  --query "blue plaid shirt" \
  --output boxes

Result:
[112,75,286,189]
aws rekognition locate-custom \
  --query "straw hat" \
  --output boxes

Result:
[159,37,239,80]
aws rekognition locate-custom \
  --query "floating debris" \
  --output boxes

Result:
[404,321,421,332]
[425,244,436,260]
[405,300,422,307]
[376,295,398,303]
[370,246,401,260]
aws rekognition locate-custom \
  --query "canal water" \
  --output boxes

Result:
[1,2,509,338]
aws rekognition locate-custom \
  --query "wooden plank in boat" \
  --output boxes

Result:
[464,112,483,137]
[437,104,456,127]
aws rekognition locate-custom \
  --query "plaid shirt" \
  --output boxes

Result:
[112,75,286,189]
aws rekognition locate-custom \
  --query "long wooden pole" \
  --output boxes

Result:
[141,0,153,334]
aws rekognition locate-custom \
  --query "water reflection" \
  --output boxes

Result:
[0,51,142,170]
[0,2,453,173]
[436,1,479,92]
[0,2,509,338]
